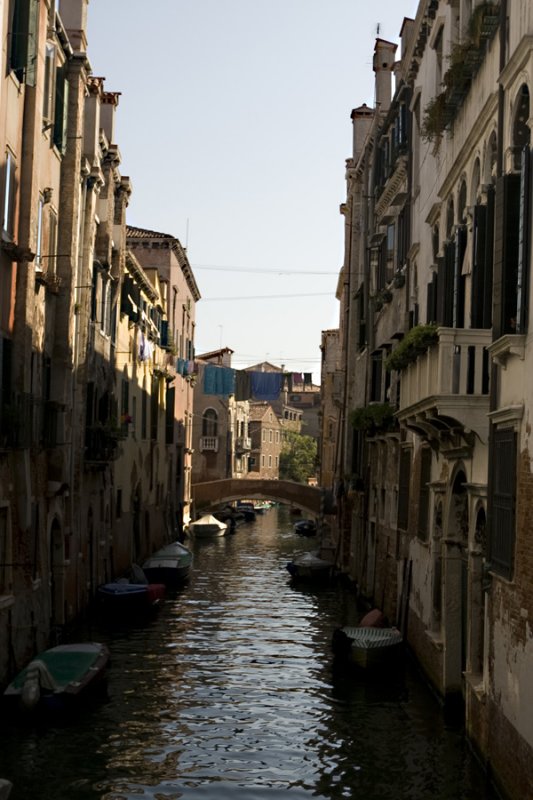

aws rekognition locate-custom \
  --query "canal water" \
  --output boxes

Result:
[0,506,498,800]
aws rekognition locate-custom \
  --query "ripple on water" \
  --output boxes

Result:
[0,507,498,800]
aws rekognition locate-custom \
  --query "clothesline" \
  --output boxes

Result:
[202,364,313,401]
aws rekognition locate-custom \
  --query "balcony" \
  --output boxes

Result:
[235,436,252,454]
[200,436,219,453]
[85,425,120,466]
[396,328,491,453]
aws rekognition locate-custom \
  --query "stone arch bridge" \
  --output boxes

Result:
[192,479,329,518]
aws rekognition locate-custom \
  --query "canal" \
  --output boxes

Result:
[0,506,498,800]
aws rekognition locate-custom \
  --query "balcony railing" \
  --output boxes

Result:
[200,436,219,453]
[398,327,492,445]
[85,425,120,464]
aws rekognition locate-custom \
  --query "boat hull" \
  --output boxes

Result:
[96,582,165,611]
[142,542,193,585]
[286,551,333,581]
[188,514,228,538]
[3,642,109,713]
[332,626,404,670]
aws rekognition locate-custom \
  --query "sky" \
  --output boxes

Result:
[86,0,419,383]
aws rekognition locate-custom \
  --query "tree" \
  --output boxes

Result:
[279,431,317,484]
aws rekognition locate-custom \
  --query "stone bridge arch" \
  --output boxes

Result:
[192,479,325,518]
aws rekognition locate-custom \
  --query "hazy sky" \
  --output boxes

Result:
[86,1,419,382]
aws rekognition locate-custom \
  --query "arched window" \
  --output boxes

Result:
[202,408,218,437]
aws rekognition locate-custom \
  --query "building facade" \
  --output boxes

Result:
[322,2,533,798]
[0,0,199,687]
[191,348,251,484]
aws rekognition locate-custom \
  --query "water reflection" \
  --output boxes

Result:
[0,506,497,800]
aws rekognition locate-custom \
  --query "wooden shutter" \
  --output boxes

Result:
[489,427,516,579]
[471,204,487,328]
[54,65,69,154]
[493,173,520,338]
[437,243,455,326]
[165,387,175,445]
[10,0,37,85]
[453,226,466,328]
[516,147,531,333]
[397,448,411,531]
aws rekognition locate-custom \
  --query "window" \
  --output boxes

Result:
[141,380,147,440]
[165,387,175,445]
[202,408,218,437]
[53,63,69,153]
[9,0,38,85]
[261,455,265,467]
[275,456,278,467]
[48,209,58,274]
[269,429,273,442]
[35,195,44,269]
[268,455,272,467]
[397,448,411,531]
[418,447,432,541]
[489,427,517,579]
[43,43,56,123]
[2,151,16,240]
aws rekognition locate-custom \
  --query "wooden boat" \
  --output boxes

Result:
[3,642,109,712]
[142,541,193,585]
[235,501,256,521]
[294,518,317,536]
[286,551,333,581]
[187,513,228,538]
[331,625,403,669]
[96,581,165,610]
[253,501,271,513]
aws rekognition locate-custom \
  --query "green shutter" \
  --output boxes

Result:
[53,66,69,154]
[9,0,38,85]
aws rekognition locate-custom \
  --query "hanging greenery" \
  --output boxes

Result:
[349,402,397,433]
[421,3,500,141]
[384,323,439,372]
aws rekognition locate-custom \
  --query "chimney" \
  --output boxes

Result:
[350,104,374,162]
[100,92,121,144]
[373,39,397,112]
[59,0,89,53]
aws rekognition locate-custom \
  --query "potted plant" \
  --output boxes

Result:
[385,323,439,371]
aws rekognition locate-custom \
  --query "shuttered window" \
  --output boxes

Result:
[165,387,175,445]
[9,0,38,86]
[516,147,531,333]
[489,427,517,580]
[418,447,432,541]
[437,244,455,327]
[397,447,411,531]
[453,226,466,328]
[493,173,520,338]
[53,64,69,154]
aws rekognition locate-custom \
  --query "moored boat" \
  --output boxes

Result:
[3,642,110,713]
[294,518,317,536]
[331,625,403,670]
[286,550,334,581]
[96,581,165,611]
[142,541,193,585]
[235,501,256,521]
[187,513,228,538]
